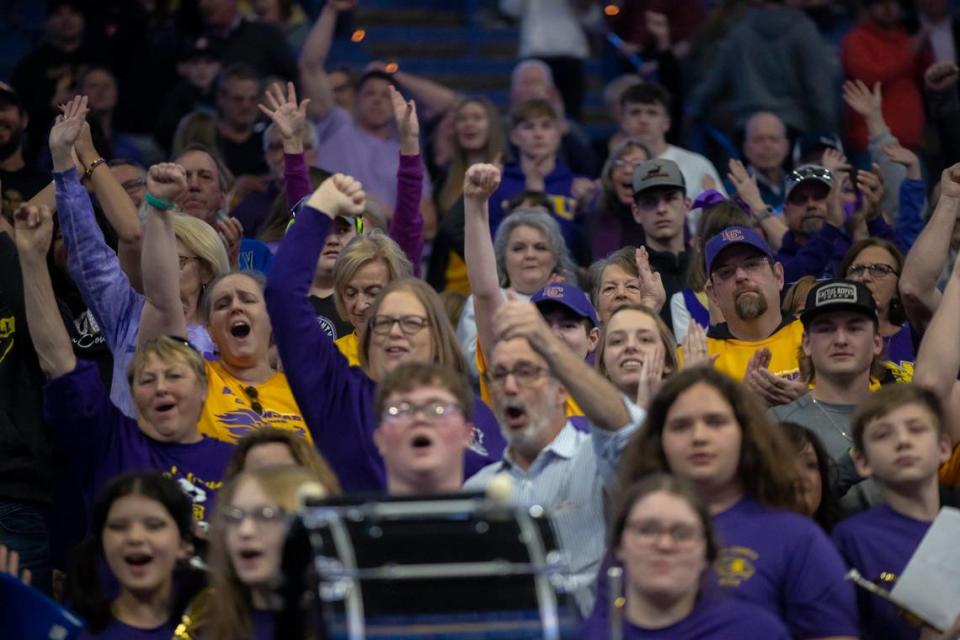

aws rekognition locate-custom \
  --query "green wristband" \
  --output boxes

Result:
[145,192,175,211]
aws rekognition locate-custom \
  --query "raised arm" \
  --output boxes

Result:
[258,81,314,207]
[74,118,144,289]
[139,164,189,343]
[14,203,76,379]
[299,0,353,120]
[727,159,788,251]
[913,253,960,444]
[492,298,633,431]
[900,165,960,323]
[369,62,460,119]
[463,163,505,361]
[387,85,426,269]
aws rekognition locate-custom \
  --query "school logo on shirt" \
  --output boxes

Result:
[469,426,487,457]
[164,466,223,525]
[315,314,337,340]
[883,360,914,383]
[0,315,13,365]
[217,405,309,442]
[714,545,758,586]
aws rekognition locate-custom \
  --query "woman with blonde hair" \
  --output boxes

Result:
[195,466,333,639]
[331,230,413,365]
[265,175,505,492]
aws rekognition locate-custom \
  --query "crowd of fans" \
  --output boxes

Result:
[3,0,960,638]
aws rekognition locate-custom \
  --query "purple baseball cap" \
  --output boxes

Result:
[704,226,774,275]
[531,283,599,327]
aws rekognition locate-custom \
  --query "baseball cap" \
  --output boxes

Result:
[0,82,21,111]
[704,226,774,275]
[180,36,221,63]
[632,158,685,195]
[785,164,833,201]
[800,279,878,327]
[792,132,843,166]
[531,283,599,327]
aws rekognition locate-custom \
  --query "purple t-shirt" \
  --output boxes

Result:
[43,360,235,526]
[883,323,917,383]
[251,609,276,639]
[79,620,174,639]
[832,503,929,640]
[584,594,790,640]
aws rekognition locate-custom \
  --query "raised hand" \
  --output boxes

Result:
[940,163,960,200]
[12,204,54,261]
[820,147,850,174]
[146,163,188,204]
[306,173,366,219]
[258,82,310,152]
[49,95,88,171]
[681,320,717,368]
[925,62,960,92]
[389,84,419,156]
[728,159,764,211]
[464,163,501,202]
[635,247,666,313]
[883,143,921,180]
[635,341,665,410]
[856,165,884,220]
[216,217,243,269]
[74,120,98,166]
[492,295,552,352]
[0,545,31,586]
[644,11,671,51]
[571,177,598,203]
[842,79,882,117]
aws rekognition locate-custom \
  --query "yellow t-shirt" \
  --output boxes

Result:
[680,319,805,382]
[335,331,361,367]
[476,341,585,418]
[198,360,310,444]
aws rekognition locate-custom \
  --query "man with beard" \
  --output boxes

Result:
[702,225,805,401]
[0,84,50,221]
[465,296,645,615]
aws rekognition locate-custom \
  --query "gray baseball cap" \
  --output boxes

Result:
[632,158,686,195]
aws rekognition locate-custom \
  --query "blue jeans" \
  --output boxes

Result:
[0,500,52,594]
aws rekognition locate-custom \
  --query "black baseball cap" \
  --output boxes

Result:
[800,280,878,328]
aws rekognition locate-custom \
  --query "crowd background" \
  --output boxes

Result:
[3,0,960,639]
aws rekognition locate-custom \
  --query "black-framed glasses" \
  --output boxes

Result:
[382,400,462,425]
[244,386,264,416]
[623,520,703,547]
[846,263,898,279]
[486,363,548,388]
[221,505,286,527]
[370,315,429,336]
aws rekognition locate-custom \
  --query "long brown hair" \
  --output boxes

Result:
[358,278,468,378]
[618,367,800,511]
[436,96,506,213]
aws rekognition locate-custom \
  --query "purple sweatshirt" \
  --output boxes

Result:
[264,206,505,492]
[284,151,424,276]
[776,215,895,283]
[43,360,233,526]
[54,168,215,417]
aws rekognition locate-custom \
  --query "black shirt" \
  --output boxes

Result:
[646,248,691,333]
[0,233,54,504]
[218,126,268,177]
[205,19,297,82]
[0,164,52,220]
[309,293,354,341]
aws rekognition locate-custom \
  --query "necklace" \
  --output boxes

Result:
[811,397,853,444]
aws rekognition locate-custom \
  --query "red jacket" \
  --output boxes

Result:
[841,21,928,151]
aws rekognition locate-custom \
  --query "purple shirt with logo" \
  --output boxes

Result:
[582,593,790,640]
[832,503,929,640]
[43,360,234,526]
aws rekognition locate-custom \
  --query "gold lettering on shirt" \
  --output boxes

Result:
[715,545,759,586]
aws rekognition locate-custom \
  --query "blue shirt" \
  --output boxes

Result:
[464,404,645,616]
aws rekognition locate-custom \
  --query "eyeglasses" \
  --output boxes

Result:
[486,363,548,388]
[178,255,197,269]
[221,505,286,527]
[624,520,703,547]
[370,315,429,336]
[846,263,898,279]
[382,400,462,425]
[711,256,771,282]
[243,386,264,416]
